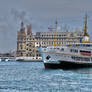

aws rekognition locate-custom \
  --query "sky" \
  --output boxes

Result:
[0,0,92,53]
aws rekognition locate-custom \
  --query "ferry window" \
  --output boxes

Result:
[75,50,78,53]
[72,56,90,61]
[70,49,78,53]
[80,50,91,53]
[86,44,90,47]
[66,45,69,47]
[73,45,76,47]
[83,44,87,47]
[71,56,75,59]
[84,58,90,61]
[70,49,72,52]
[61,48,64,51]
[76,44,80,47]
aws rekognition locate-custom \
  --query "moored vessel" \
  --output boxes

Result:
[0,57,16,62]
[40,15,92,69]
[16,56,42,62]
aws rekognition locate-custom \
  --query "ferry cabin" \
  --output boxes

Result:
[44,43,92,62]
[60,43,92,62]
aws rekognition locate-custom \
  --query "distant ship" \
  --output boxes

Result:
[40,15,92,69]
[0,57,16,62]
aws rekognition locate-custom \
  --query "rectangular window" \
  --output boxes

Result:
[80,50,91,56]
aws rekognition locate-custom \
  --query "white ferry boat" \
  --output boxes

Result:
[40,15,92,69]
[16,56,42,62]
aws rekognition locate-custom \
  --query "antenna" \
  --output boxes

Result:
[54,20,58,47]
[84,14,87,35]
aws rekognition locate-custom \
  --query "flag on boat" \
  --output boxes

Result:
[48,25,55,32]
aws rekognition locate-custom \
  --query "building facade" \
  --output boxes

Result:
[35,31,84,47]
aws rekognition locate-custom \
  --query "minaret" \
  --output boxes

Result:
[20,21,25,33]
[82,14,90,43]
[21,21,24,29]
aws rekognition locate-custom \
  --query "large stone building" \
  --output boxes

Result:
[17,21,41,61]
[35,31,83,47]
[17,21,84,60]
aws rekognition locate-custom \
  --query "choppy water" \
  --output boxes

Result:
[0,62,92,92]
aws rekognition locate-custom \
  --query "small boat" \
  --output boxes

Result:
[16,57,42,62]
[0,57,16,62]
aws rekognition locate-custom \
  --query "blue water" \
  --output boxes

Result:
[0,62,92,92]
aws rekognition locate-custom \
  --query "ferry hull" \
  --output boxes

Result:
[44,61,92,69]
[44,63,60,69]
[59,61,92,69]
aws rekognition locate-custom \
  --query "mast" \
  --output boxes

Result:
[84,14,88,36]
[54,20,58,47]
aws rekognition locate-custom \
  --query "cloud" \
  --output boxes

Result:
[0,0,92,52]
[11,8,28,22]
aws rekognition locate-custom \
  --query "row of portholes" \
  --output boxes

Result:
[71,56,90,61]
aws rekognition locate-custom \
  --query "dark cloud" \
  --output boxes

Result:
[11,9,26,20]
[11,9,29,23]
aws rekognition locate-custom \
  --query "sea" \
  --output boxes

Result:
[0,61,92,92]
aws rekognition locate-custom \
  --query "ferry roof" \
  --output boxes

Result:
[67,42,92,47]
[68,42,92,45]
